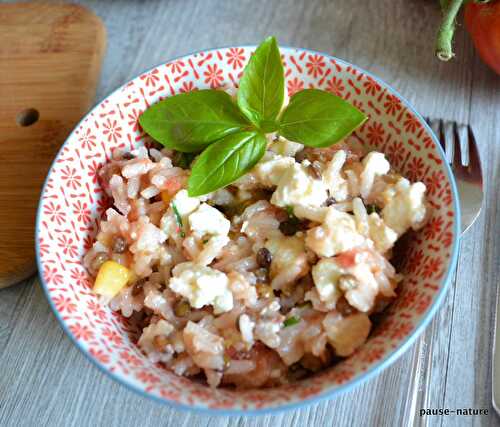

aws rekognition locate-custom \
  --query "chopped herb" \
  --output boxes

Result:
[366,204,381,214]
[283,316,301,327]
[202,238,209,244]
[285,205,294,218]
[171,202,185,237]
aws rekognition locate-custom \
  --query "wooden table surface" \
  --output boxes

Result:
[0,1,498,426]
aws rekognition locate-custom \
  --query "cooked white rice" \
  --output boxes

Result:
[85,133,428,389]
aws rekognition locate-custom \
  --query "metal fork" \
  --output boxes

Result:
[405,119,484,427]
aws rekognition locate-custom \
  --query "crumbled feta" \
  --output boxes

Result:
[188,203,230,237]
[324,150,349,201]
[254,319,281,348]
[271,163,328,208]
[293,205,328,222]
[265,235,309,289]
[305,208,365,257]
[368,213,398,253]
[359,152,390,198]
[344,261,379,312]
[323,312,371,357]
[169,262,233,314]
[269,137,304,157]
[239,314,255,345]
[208,188,235,206]
[160,190,201,239]
[253,152,295,187]
[309,251,385,313]
[171,189,201,217]
[311,258,345,306]
[196,235,230,265]
[382,178,427,235]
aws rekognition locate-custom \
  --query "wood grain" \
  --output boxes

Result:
[0,2,106,288]
[0,0,498,426]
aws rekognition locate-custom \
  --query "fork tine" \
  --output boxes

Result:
[455,122,469,166]
[467,124,484,187]
[426,118,445,152]
[452,122,463,171]
[443,120,455,164]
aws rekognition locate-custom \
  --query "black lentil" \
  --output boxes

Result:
[256,247,272,268]
[112,236,128,254]
[336,296,357,317]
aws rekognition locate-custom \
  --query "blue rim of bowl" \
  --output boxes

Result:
[35,44,461,416]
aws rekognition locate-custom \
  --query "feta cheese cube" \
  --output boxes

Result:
[238,314,255,345]
[382,178,427,235]
[169,262,233,314]
[344,261,379,312]
[311,258,345,306]
[305,208,365,257]
[323,312,371,357]
[271,163,328,208]
[171,189,200,217]
[293,205,328,222]
[368,213,398,253]
[160,189,201,239]
[265,235,309,290]
[188,203,230,236]
[195,235,230,266]
[359,151,390,198]
[253,152,295,187]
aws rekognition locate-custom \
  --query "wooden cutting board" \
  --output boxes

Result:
[0,3,106,288]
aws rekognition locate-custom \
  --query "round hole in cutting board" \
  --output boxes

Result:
[16,108,40,127]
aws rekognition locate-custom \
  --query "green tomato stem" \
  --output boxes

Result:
[435,0,466,61]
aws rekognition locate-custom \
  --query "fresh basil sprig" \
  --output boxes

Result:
[280,89,367,147]
[188,131,267,196]
[237,36,284,132]
[139,90,250,153]
[138,36,367,196]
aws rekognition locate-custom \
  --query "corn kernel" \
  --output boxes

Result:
[93,260,131,299]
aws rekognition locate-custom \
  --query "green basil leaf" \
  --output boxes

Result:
[237,36,284,130]
[188,131,267,196]
[139,89,250,153]
[279,89,367,147]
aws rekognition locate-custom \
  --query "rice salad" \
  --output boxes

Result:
[84,128,428,389]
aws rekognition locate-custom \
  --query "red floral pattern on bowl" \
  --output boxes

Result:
[36,46,460,415]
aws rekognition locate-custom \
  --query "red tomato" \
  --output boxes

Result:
[465,1,500,74]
